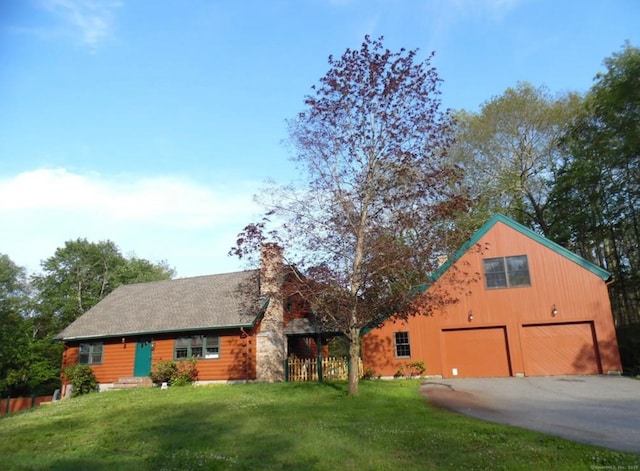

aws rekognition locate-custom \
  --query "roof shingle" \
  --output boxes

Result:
[56,270,262,340]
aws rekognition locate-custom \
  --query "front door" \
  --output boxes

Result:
[133,338,153,377]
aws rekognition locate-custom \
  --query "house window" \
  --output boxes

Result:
[394,332,411,358]
[483,255,531,289]
[174,335,219,360]
[78,342,103,365]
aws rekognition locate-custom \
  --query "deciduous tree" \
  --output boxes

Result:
[232,36,469,395]
[451,82,582,236]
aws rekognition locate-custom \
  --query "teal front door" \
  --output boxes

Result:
[133,339,153,377]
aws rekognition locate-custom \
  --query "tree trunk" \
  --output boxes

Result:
[347,327,360,395]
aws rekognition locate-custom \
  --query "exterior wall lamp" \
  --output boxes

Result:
[468,311,474,322]
[551,304,558,317]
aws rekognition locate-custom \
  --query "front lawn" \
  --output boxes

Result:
[0,380,636,470]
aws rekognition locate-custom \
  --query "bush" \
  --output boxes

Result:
[150,359,198,387]
[171,359,198,387]
[407,361,426,377]
[63,365,98,397]
[150,360,178,384]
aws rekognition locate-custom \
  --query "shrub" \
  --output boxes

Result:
[362,368,377,380]
[63,365,98,397]
[150,359,198,387]
[171,359,198,387]
[407,361,426,377]
[150,360,178,384]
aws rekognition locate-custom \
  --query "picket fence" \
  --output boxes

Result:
[287,356,363,382]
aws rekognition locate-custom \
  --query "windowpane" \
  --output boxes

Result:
[506,255,531,286]
[205,336,219,359]
[78,342,103,365]
[175,335,220,359]
[483,258,507,288]
[175,348,189,359]
[483,255,531,289]
[394,332,411,358]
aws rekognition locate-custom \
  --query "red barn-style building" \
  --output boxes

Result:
[362,214,622,379]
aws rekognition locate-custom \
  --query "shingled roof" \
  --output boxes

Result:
[56,270,263,341]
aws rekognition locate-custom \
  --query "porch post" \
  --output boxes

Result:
[317,334,323,383]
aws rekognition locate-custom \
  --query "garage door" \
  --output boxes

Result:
[521,322,600,376]
[442,327,511,378]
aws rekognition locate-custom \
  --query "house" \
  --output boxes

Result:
[362,214,622,379]
[56,245,325,394]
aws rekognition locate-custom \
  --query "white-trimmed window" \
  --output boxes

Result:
[78,342,103,365]
[394,332,411,358]
[174,335,219,359]
[483,255,531,289]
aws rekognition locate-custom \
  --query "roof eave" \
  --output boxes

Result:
[58,322,259,342]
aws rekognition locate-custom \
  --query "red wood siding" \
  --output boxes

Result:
[62,337,135,384]
[62,328,258,385]
[363,221,622,378]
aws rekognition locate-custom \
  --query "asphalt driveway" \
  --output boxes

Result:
[420,376,640,454]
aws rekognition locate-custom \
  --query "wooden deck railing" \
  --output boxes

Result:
[287,357,363,382]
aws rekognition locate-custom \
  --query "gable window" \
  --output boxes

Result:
[394,332,411,358]
[174,335,219,360]
[483,255,531,289]
[78,342,103,365]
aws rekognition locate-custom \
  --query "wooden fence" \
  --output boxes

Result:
[287,357,363,382]
[1,395,54,416]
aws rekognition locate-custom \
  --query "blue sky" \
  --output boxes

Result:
[1,0,639,278]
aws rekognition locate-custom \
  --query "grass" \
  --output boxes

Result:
[0,380,637,470]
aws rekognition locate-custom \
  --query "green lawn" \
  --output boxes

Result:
[0,380,636,470]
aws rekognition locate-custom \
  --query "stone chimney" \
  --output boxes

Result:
[256,243,286,382]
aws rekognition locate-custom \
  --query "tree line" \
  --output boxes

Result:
[0,241,173,396]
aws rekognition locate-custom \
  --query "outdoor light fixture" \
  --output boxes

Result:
[468,311,474,322]
[551,304,558,317]
[122,337,126,348]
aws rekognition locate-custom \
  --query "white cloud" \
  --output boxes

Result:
[39,0,122,49]
[0,168,260,278]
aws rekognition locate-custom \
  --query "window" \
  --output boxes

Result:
[394,332,411,358]
[483,255,531,289]
[78,342,103,365]
[174,335,219,360]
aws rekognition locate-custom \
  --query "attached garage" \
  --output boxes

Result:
[442,327,512,378]
[521,322,601,376]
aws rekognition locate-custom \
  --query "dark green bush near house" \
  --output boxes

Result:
[149,360,178,384]
[616,323,640,376]
[150,359,198,386]
[63,365,98,397]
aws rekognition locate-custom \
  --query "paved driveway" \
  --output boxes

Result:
[420,376,640,454]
